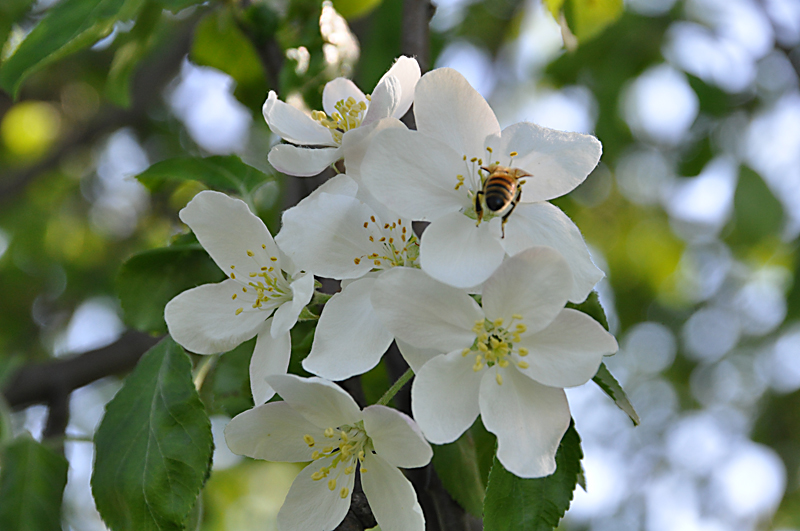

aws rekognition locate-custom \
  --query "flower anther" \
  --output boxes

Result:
[312,95,370,145]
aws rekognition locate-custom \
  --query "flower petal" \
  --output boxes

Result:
[420,212,505,289]
[413,68,500,158]
[322,78,367,117]
[276,192,379,280]
[277,459,354,531]
[479,368,570,478]
[342,117,405,183]
[224,401,323,462]
[263,91,335,146]
[372,267,482,352]
[361,128,466,220]
[411,350,483,444]
[268,144,342,177]
[484,122,602,202]
[303,278,393,380]
[363,405,432,469]
[165,280,265,354]
[362,453,426,531]
[179,190,281,274]
[501,202,604,303]
[271,272,315,338]
[517,309,617,388]
[481,247,572,334]
[396,339,441,373]
[381,56,421,119]
[266,374,363,429]
[362,75,400,127]
[250,322,291,404]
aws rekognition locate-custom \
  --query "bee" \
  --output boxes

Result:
[475,165,530,238]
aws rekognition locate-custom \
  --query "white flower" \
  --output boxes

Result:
[275,174,421,380]
[264,56,420,177]
[371,247,618,478]
[362,67,604,301]
[164,190,314,404]
[224,374,432,531]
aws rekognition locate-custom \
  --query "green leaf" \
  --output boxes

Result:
[0,0,146,97]
[116,243,224,334]
[542,0,565,19]
[726,166,784,247]
[135,156,273,198]
[483,422,583,531]
[211,338,256,418]
[92,337,213,531]
[564,0,624,42]
[432,425,490,517]
[566,290,609,331]
[0,0,34,61]
[0,435,69,531]
[593,362,639,425]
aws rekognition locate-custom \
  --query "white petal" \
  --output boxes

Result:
[250,323,291,404]
[479,368,570,478]
[413,68,500,157]
[303,278,393,380]
[277,459,354,531]
[411,350,483,444]
[371,267,482,352]
[381,56,421,119]
[482,247,572,334]
[266,374,363,429]
[165,280,265,354]
[224,401,323,462]
[396,339,441,373]
[502,202,604,303]
[322,78,367,117]
[419,212,505,289]
[484,122,602,202]
[263,91,335,146]
[362,75,400,127]
[517,309,617,388]
[179,190,281,274]
[271,272,315,338]
[362,453,425,531]
[342,117,405,182]
[268,144,342,177]
[361,128,466,220]
[363,405,432,468]
[276,192,379,280]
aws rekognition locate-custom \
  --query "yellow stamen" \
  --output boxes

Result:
[303,434,315,447]
[496,373,503,385]
[328,479,336,491]
[519,347,529,357]
[340,487,349,499]
[518,361,529,369]
[235,308,243,315]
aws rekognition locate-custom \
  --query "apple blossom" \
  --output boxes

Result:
[361,67,604,300]
[276,174,421,380]
[371,247,618,478]
[264,56,420,177]
[224,374,432,531]
[164,190,314,404]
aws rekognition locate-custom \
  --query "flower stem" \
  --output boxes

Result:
[376,368,414,406]
[193,355,218,391]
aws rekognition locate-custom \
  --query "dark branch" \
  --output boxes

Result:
[401,0,434,72]
[3,330,160,410]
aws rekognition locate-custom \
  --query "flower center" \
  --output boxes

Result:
[456,148,524,224]
[311,95,370,144]
[353,215,420,271]
[463,315,530,385]
[229,246,291,316]
[303,422,372,500]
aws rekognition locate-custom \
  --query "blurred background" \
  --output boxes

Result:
[0,0,799,529]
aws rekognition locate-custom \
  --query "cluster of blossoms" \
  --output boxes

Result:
[165,56,618,530]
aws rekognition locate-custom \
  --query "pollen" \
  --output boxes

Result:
[363,222,368,228]
[324,427,335,438]
[231,294,237,300]
[262,244,266,249]
[340,487,349,499]
[354,258,361,264]
[518,361,529,369]
[494,318,504,327]
[270,256,278,262]
[509,151,518,157]
[246,250,254,257]
[303,434,315,447]
[345,466,354,474]
[496,373,503,385]
[328,479,337,491]
[519,347,529,356]
[235,308,243,315]
[512,313,523,320]
[230,273,236,279]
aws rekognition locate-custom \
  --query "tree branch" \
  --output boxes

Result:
[401,0,434,72]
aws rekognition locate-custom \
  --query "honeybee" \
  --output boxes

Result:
[475,165,530,238]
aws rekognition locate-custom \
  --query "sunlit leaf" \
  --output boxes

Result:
[136,156,273,198]
[563,0,624,42]
[593,362,639,425]
[483,422,583,530]
[116,243,224,334]
[727,166,784,247]
[92,337,213,531]
[0,0,147,97]
[567,290,609,331]
[0,435,69,531]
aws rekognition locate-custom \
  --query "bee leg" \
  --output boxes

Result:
[475,190,484,226]
[500,187,522,238]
